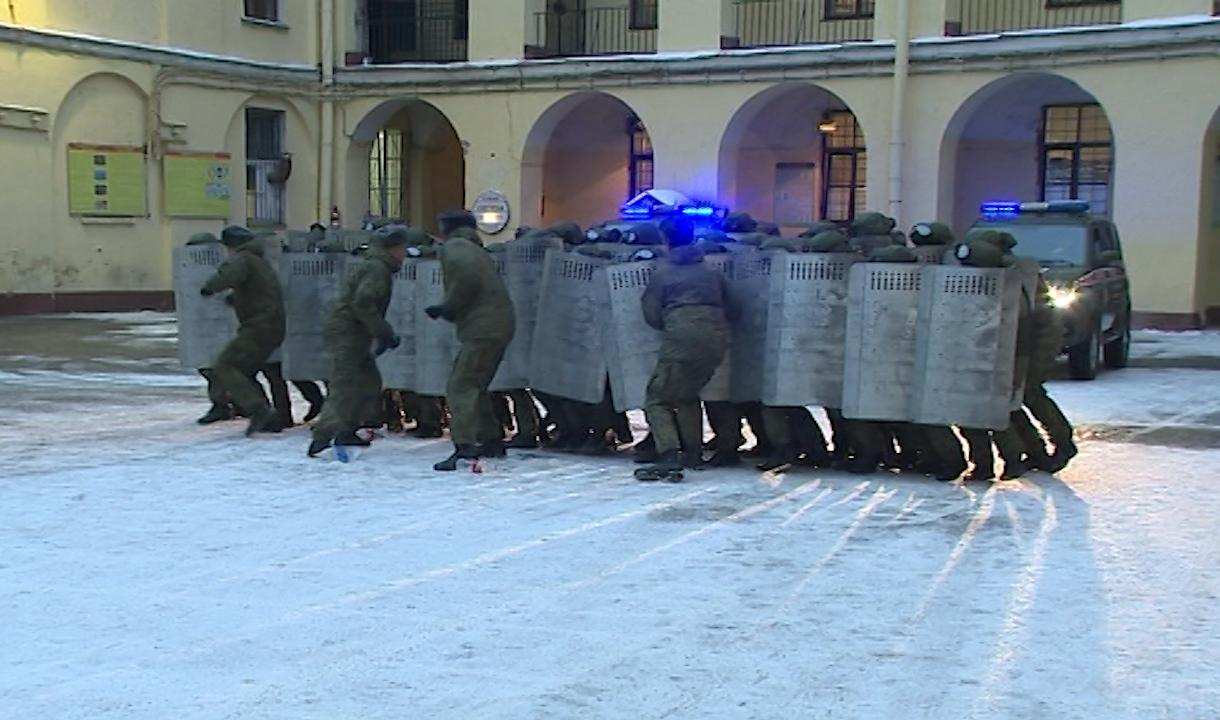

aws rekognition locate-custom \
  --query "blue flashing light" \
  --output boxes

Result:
[981,200,1091,219]
[981,201,1022,218]
[681,206,716,217]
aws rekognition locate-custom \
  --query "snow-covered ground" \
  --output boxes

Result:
[1,314,1218,719]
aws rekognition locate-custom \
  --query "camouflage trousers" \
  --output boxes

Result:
[447,339,508,447]
[312,337,382,444]
[208,329,278,416]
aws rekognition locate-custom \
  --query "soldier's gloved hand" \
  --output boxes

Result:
[200,287,215,297]
[424,305,446,320]
[375,334,401,356]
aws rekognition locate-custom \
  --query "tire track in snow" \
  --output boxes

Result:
[768,486,897,623]
[969,491,1058,719]
[289,485,719,617]
[888,486,998,655]
[559,479,828,592]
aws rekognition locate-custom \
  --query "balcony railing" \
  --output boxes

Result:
[368,10,468,64]
[246,159,285,227]
[952,0,1122,36]
[730,0,875,48]
[530,5,657,58]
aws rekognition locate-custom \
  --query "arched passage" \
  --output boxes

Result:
[521,91,653,228]
[940,72,1115,234]
[347,99,465,233]
[718,83,867,231]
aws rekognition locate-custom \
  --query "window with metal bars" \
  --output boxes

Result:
[821,110,867,222]
[628,117,654,200]
[630,0,659,30]
[245,108,285,226]
[825,0,875,20]
[243,0,278,22]
[1040,104,1113,216]
[369,128,404,219]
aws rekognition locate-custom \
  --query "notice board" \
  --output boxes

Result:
[67,144,147,217]
[164,152,233,218]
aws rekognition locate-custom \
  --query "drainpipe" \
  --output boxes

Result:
[887,0,910,225]
[319,0,336,222]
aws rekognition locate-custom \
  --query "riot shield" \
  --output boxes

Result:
[842,263,923,421]
[376,261,420,391]
[761,252,858,408]
[282,253,347,381]
[727,250,773,403]
[911,266,1021,430]
[700,254,734,403]
[600,260,661,412]
[528,249,609,404]
[414,259,460,397]
[912,246,948,265]
[492,235,563,392]
[173,245,236,369]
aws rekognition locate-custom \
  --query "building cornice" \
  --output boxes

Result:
[3,17,1218,97]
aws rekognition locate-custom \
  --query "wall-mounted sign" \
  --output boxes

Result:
[472,189,511,235]
[67,144,147,217]
[164,152,232,218]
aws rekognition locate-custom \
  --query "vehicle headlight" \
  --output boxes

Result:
[1047,284,1079,309]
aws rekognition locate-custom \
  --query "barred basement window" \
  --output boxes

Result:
[244,0,279,23]
[825,0,875,20]
[1040,104,1113,216]
[369,128,404,220]
[245,107,285,226]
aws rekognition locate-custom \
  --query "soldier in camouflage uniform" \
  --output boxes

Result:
[199,226,287,436]
[307,226,407,457]
[426,211,516,472]
[638,216,736,477]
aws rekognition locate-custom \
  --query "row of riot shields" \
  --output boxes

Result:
[175,236,1023,431]
[586,248,1023,431]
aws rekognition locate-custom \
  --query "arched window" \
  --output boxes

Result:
[369,128,403,218]
[628,116,654,200]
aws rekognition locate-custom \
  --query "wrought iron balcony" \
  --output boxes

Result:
[950,0,1122,36]
[728,0,876,49]
[367,5,469,64]
[530,3,658,59]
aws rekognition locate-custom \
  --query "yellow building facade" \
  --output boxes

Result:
[1,0,1218,327]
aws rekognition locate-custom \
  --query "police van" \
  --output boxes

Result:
[972,200,1132,380]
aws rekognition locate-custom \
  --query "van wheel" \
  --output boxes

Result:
[1069,320,1102,380]
[1104,311,1131,370]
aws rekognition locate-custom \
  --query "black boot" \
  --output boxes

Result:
[506,433,540,450]
[636,451,684,482]
[197,404,233,425]
[336,430,371,447]
[434,444,478,472]
[1046,440,1078,473]
[633,434,658,464]
[303,400,323,423]
[245,406,275,437]
[757,446,798,472]
[1001,458,1032,481]
[415,425,443,439]
[479,438,507,458]
[844,454,881,475]
[707,449,741,468]
[307,438,332,458]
